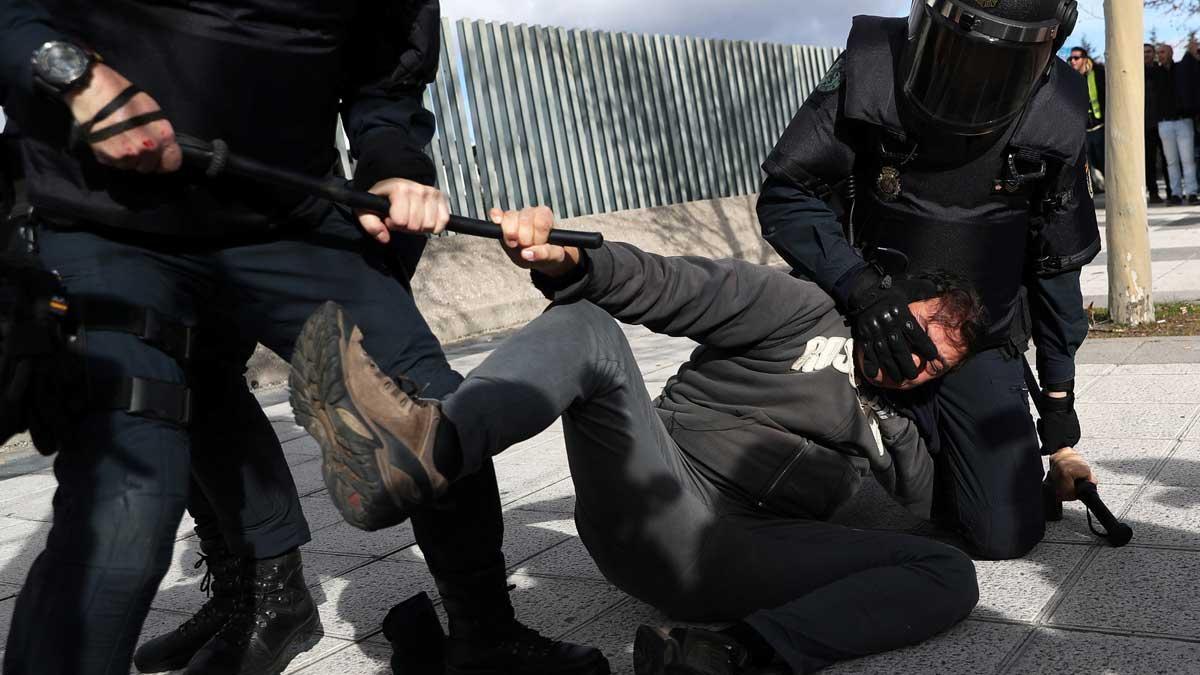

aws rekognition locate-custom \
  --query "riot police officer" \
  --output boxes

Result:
[0,2,605,675]
[758,0,1098,560]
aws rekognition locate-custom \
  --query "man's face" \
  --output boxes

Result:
[856,297,970,391]
[1069,50,1087,73]
[1145,45,1156,65]
[1158,45,1173,65]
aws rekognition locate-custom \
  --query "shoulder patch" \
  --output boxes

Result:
[816,55,844,93]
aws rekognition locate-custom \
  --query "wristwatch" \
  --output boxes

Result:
[31,41,100,98]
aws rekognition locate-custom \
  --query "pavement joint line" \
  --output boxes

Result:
[504,536,576,573]
[994,624,1042,675]
[1034,621,1200,645]
[285,633,370,674]
[558,596,638,641]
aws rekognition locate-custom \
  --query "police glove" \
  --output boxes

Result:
[1036,389,1080,454]
[845,267,940,383]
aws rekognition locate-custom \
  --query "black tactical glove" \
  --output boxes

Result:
[845,267,940,383]
[1036,389,1080,454]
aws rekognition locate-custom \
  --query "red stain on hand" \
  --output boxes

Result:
[143,140,156,149]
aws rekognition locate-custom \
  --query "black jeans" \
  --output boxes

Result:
[4,208,505,674]
[443,301,979,674]
[1086,126,1105,175]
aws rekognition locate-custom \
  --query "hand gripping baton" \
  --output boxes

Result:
[174,135,603,249]
[1024,359,1133,547]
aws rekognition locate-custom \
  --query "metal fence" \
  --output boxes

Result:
[343,20,842,220]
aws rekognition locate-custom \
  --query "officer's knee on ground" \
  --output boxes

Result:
[938,545,981,618]
[964,514,1045,561]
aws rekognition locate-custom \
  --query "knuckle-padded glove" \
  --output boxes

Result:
[1036,390,1080,454]
[846,267,940,383]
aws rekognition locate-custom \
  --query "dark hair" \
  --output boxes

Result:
[1145,43,1155,50]
[913,271,989,357]
[1071,46,1088,56]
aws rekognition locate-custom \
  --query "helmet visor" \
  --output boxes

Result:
[903,2,1055,135]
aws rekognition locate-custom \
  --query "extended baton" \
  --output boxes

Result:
[1024,358,1133,547]
[174,135,603,249]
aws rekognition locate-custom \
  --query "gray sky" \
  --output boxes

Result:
[441,0,1196,58]
[440,0,910,47]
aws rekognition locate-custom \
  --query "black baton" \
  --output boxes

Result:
[175,135,604,249]
[1023,358,1133,547]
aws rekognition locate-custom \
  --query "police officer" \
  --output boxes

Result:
[0,2,604,675]
[758,0,1098,560]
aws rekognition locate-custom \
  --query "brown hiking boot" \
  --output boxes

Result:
[289,301,448,531]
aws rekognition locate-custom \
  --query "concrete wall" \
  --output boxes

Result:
[242,193,776,391]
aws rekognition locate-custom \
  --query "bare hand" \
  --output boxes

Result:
[356,179,449,244]
[491,206,580,277]
[64,63,180,173]
[1048,447,1096,501]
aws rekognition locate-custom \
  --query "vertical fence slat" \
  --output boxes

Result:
[431,20,836,219]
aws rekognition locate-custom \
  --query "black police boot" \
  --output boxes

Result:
[133,538,245,673]
[184,548,318,675]
[444,619,610,675]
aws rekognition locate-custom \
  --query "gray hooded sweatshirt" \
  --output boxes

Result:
[537,242,935,520]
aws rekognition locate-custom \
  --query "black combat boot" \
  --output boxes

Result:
[184,548,318,675]
[133,539,244,673]
[431,568,609,675]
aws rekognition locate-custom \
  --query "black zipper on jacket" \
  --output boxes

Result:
[756,442,809,508]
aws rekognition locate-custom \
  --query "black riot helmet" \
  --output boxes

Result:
[900,0,1078,136]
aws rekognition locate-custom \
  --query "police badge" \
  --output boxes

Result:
[876,166,901,201]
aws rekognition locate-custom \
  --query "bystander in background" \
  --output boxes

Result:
[1151,43,1200,205]
[1071,46,1105,193]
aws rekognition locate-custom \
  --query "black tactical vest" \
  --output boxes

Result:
[840,17,1098,344]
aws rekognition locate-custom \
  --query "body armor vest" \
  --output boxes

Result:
[840,17,1099,344]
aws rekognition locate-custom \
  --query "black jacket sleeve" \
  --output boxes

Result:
[1027,146,1093,387]
[339,0,441,190]
[757,57,864,308]
[0,1,69,129]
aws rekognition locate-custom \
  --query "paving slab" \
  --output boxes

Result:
[1049,547,1200,639]
[506,477,577,514]
[1006,628,1200,675]
[1124,338,1200,364]
[303,519,414,559]
[1065,438,1176,486]
[313,559,436,642]
[288,641,391,675]
[1156,442,1200,487]
[1073,339,1145,365]
[512,537,606,581]
[0,519,48,586]
[1078,373,1200,405]
[825,620,1032,675]
[1074,403,1197,440]
[1118,485,1200,549]
[972,543,1091,623]
[557,599,668,674]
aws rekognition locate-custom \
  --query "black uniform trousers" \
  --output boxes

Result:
[3,206,506,675]
[913,348,1046,560]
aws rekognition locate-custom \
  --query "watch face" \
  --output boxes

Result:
[36,42,90,88]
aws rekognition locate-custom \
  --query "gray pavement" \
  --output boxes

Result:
[3,325,1200,674]
[1083,196,1200,307]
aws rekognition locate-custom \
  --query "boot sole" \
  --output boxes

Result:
[290,302,411,532]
